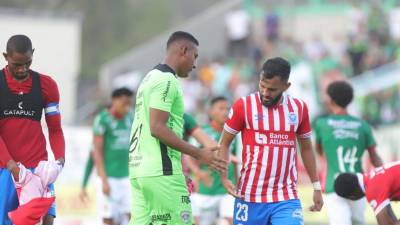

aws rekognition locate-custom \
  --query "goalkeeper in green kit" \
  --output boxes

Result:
[128,31,227,225]
[313,80,383,225]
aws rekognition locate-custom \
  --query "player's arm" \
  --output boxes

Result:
[298,137,323,211]
[191,127,239,162]
[43,76,65,165]
[376,204,400,225]
[298,138,320,184]
[219,129,240,197]
[315,143,323,156]
[313,119,323,156]
[0,136,20,181]
[150,108,226,173]
[80,151,94,202]
[297,101,323,211]
[92,134,111,195]
[191,127,217,147]
[184,113,217,147]
[367,145,383,167]
[186,125,218,186]
[185,126,215,177]
[364,122,383,167]
[82,151,94,189]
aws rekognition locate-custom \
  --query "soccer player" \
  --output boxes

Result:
[128,31,227,225]
[334,161,400,225]
[190,96,237,225]
[0,35,65,225]
[313,80,383,225]
[219,57,323,225]
[91,88,134,225]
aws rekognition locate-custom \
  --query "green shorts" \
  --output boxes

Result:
[130,174,193,225]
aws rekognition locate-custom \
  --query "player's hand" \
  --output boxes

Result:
[79,188,90,203]
[56,157,65,168]
[198,146,227,174]
[309,190,323,211]
[222,178,242,198]
[102,179,111,196]
[7,160,20,182]
[196,170,213,187]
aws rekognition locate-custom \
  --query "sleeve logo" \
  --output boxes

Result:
[229,108,234,119]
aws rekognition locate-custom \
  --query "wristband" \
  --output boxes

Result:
[312,181,322,191]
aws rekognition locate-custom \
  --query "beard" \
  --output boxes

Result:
[13,73,29,80]
[260,92,283,107]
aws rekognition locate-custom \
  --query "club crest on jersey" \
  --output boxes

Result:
[180,211,191,223]
[288,112,297,125]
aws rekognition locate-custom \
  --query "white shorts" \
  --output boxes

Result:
[191,193,235,225]
[324,192,366,225]
[96,177,131,220]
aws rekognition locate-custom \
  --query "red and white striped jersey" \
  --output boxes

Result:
[224,92,312,203]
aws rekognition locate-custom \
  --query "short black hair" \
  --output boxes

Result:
[334,173,359,198]
[327,81,353,108]
[166,31,199,49]
[210,96,227,106]
[6,35,33,55]
[261,57,291,81]
[111,87,133,98]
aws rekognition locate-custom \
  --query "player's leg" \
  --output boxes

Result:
[96,178,115,224]
[324,193,352,225]
[190,193,201,224]
[140,175,193,225]
[0,169,19,225]
[191,193,219,225]
[129,177,151,225]
[42,183,57,225]
[269,199,303,225]
[219,194,235,225]
[233,197,270,225]
[349,197,366,225]
[115,177,132,225]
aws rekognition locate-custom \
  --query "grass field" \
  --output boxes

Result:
[54,184,399,225]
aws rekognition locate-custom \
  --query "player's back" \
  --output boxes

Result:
[314,114,375,193]
[363,161,400,213]
[129,64,184,178]
[365,162,400,200]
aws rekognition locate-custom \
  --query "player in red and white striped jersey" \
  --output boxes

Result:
[335,161,400,225]
[219,57,323,225]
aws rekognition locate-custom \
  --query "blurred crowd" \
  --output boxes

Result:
[181,1,400,127]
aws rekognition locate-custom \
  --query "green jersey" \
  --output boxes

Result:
[93,109,133,177]
[198,123,237,195]
[183,113,198,141]
[129,64,185,178]
[314,114,376,193]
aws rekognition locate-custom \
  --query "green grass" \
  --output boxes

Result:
[57,184,398,224]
